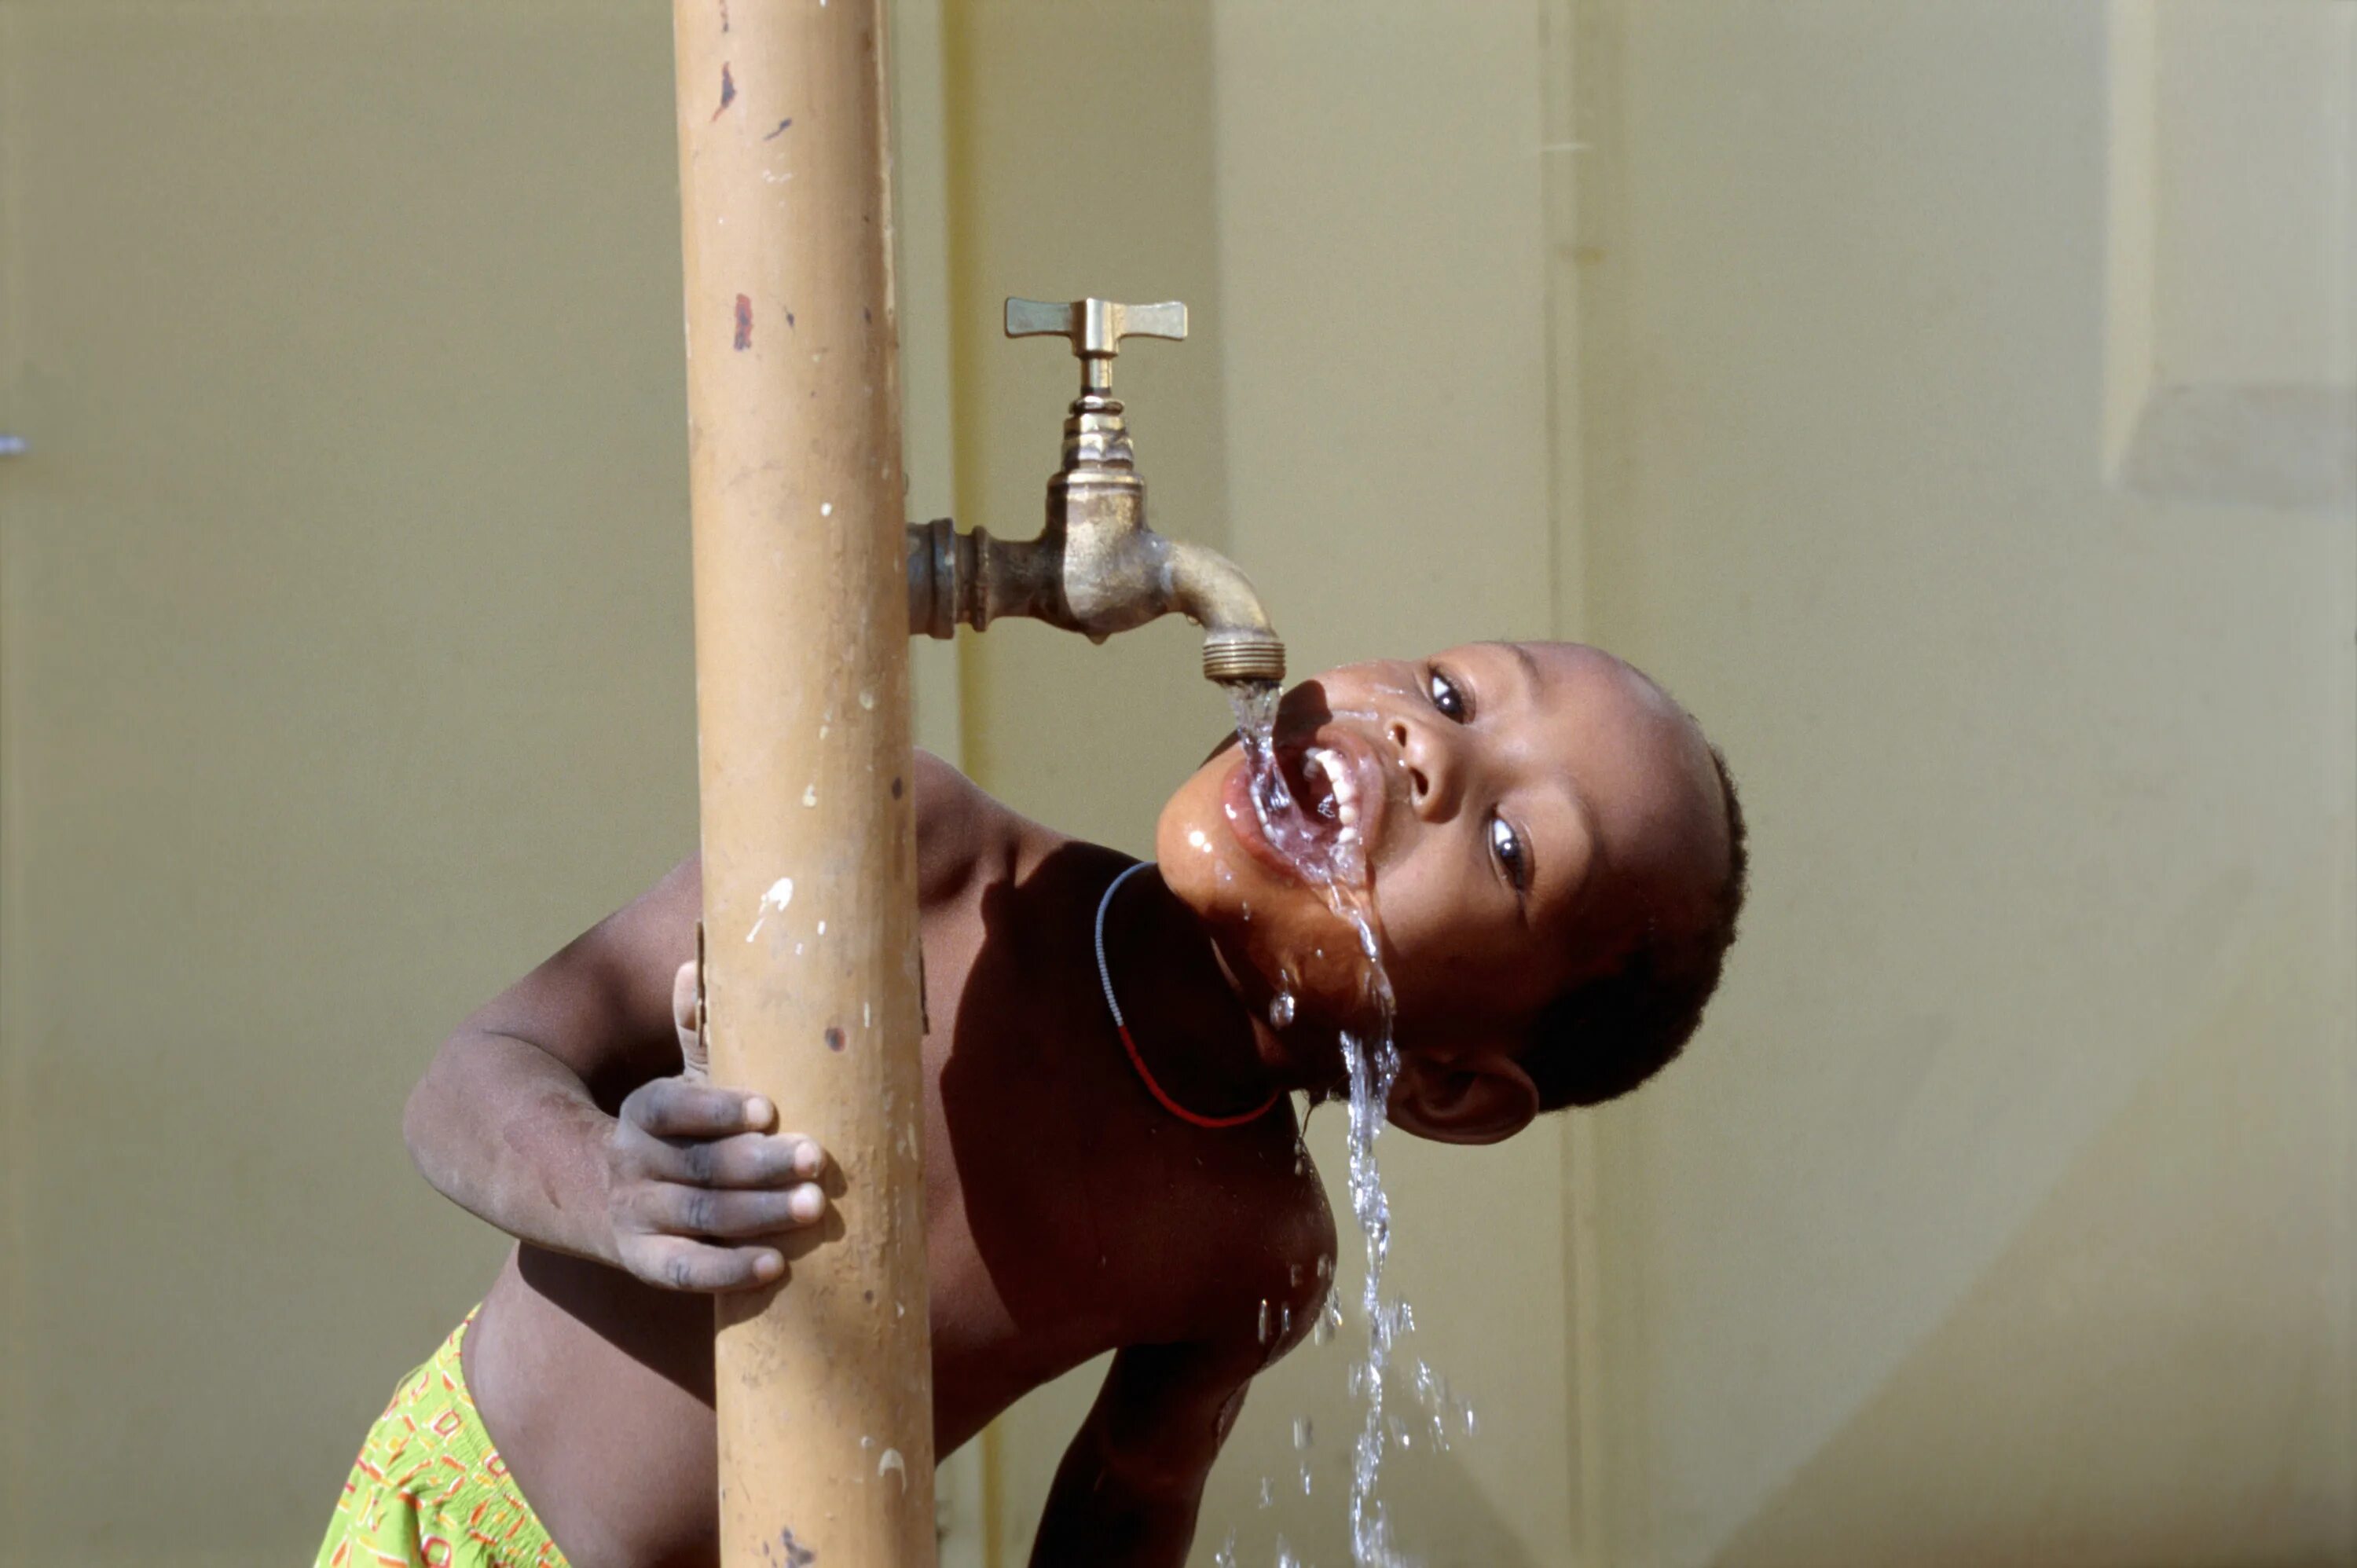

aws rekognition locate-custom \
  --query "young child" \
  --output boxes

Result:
[317,641,1747,1568]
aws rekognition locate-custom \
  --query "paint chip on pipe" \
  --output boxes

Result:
[746,877,794,941]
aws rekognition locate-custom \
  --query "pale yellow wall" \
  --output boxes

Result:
[0,2,965,1562]
[2108,0,2355,509]
[1,7,685,1560]
[6,3,2352,1567]
[1565,2,2357,1564]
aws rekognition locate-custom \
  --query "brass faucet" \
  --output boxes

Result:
[906,297,1285,686]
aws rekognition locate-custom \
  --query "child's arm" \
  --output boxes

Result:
[1030,1236,1328,1568]
[404,856,827,1291]
[1027,1339,1263,1568]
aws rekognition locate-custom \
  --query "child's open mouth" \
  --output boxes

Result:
[1280,742,1363,834]
[1220,731,1380,887]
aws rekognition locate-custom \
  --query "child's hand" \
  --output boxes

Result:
[600,961,830,1292]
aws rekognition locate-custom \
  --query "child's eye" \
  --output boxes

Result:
[1489,814,1531,892]
[1428,666,1470,722]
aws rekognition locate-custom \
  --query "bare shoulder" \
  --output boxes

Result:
[912,749,1027,903]
[1262,1145,1341,1357]
[1183,1125,1340,1368]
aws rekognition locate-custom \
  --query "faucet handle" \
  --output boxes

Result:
[1005,298,1186,388]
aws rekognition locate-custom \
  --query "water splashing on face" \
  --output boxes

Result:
[1223,679,1469,1568]
[1227,683,1370,889]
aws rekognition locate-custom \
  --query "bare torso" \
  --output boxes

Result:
[456,759,1333,1567]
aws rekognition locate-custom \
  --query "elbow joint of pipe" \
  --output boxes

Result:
[1167,539,1285,685]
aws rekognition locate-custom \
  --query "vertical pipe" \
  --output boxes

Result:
[671,5,935,1568]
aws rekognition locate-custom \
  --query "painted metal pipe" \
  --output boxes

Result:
[671,4,934,1566]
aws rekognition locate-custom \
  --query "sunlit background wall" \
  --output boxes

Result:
[2,2,2350,1566]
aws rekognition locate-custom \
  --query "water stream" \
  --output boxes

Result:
[1225,681,1469,1568]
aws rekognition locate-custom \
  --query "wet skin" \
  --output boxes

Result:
[405,642,1727,1568]
[1157,640,1731,1139]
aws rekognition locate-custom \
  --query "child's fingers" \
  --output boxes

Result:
[632,1180,828,1240]
[662,1130,826,1190]
[621,1233,785,1295]
[621,1078,772,1139]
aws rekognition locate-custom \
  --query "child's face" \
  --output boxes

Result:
[1157,642,1727,1122]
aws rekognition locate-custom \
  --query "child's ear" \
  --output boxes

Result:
[1388,1049,1539,1145]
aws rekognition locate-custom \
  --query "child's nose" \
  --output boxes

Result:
[1387,714,1461,819]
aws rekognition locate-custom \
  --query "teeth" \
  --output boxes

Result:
[1308,746,1359,828]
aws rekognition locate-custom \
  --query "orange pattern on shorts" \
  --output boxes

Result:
[315,1313,568,1568]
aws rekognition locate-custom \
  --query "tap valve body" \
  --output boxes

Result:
[906,297,1285,687]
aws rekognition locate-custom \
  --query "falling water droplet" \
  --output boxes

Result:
[1268,989,1296,1029]
[1314,1294,1341,1346]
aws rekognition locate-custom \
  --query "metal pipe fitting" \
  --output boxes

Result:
[903,296,1285,689]
[1168,538,1287,683]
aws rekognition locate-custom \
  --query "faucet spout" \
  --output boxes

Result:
[1167,538,1285,683]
